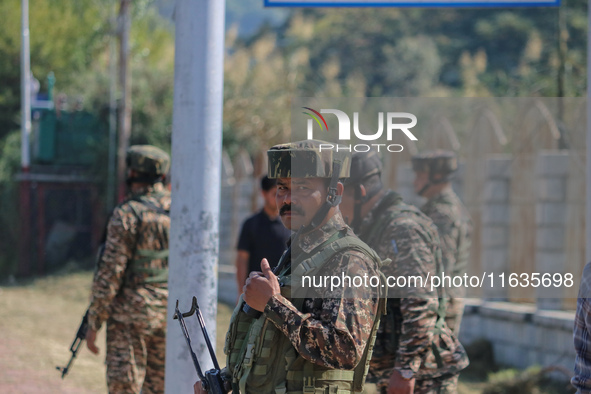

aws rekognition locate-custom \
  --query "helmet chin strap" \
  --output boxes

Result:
[417,182,432,197]
[418,173,451,197]
[303,160,343,232]
[126,174,162,187]
[350,184,364,232]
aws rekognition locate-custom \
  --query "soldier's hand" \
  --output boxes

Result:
[194,380,207,394]
[86,328,100,355]
[387,369,415,394]
[243,258,280,312]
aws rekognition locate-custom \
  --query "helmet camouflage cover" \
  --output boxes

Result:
[126,145,170,177]
[267,140,350,179]
[347,151,383,185]
[411,149,457,175]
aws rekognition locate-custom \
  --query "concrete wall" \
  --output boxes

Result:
[535,152,570,309]
[460,299,575,373]
[481,155,512,300]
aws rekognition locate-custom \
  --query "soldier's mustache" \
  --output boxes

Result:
[280,204,305,216]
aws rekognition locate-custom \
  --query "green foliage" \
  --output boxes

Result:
[462,338,498,380]
[66,3,175,151]
[0,131,22,277]
[0,1,174,278]
[483,365,574,394]
[460,341,574,394]
[222,4,586,159]
[222,30,307,156]
[0,0,113,140]
[276,6,585,97]
[381,36,442,96]
[0,0,174,146]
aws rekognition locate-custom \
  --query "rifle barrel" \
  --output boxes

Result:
[193,297,221,371]
[175,305,206,381]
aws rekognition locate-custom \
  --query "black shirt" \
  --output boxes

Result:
[237,209,291,273]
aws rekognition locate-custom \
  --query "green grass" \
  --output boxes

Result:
[0,271,106,393]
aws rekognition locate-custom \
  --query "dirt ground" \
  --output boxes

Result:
[0,272,106,393]
[0,271,486,394]
[0,272,233,394]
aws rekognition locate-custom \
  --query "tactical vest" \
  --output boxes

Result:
[224,230,388,394]
[125,193,171,286]
[358,191,447,359]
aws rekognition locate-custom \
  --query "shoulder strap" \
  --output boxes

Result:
[131,194,170,216]
[286,230,345,277]
[353,295,386,391]
[291,234,382,279]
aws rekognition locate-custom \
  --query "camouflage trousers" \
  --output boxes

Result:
[363,374,459,394]
[444,298,464,336]
[414,374,459,393]
[106,317,166,394]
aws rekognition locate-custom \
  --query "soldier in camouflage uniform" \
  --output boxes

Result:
[412,150,472,335]
[340,151,469,394]
[195,140,384,394]
[86,145,171,394]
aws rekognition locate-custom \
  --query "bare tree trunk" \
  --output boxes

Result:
[117,0,132,201]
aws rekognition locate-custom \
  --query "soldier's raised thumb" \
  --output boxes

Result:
[261,258,273,279]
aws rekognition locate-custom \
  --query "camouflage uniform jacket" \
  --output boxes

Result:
[87,182,171,331]
[421,187,472,299]
[263,212,381,370]
[359,191,468,384]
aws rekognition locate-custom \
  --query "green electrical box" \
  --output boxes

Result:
[36,110,106,166]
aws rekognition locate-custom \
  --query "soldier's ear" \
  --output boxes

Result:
[359,184,367,198]
[336,182,344,196]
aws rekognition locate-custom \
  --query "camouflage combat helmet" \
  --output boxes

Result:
[347,151,383,185]
[412,150,457,196]
[267,139,350,179]
[411,150,457,176]
[344,151,385,232]
[126,145,170,177]
[268,139,350,229]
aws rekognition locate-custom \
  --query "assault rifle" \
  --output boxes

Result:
[56,309,89,379]
[174,297,228,394]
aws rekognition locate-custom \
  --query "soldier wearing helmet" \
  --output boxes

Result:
[86,145,171,394]
[339,151,469,394]
[412,150,472,335]
[195,140,384,394]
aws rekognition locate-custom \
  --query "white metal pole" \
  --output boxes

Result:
[20,0,31,170]
[166,0,226,392]
[587,0,591,264]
